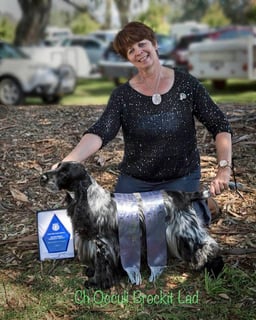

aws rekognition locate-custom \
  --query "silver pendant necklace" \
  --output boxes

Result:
[143,69,162,105]
[152,93,162,105]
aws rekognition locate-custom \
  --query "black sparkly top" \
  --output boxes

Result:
[86,69,232,182]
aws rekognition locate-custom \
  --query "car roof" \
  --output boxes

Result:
[89,30,119,42]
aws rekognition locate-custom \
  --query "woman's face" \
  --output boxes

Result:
[126,39,158,69]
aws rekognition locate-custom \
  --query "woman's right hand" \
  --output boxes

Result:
[51,162,61,170]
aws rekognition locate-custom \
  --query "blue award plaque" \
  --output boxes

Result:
[43,214,70,253]
[37,209,74,260]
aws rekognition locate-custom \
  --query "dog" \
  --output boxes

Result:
[40,161,224,288]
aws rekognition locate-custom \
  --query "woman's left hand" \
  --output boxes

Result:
[210,167,231,196]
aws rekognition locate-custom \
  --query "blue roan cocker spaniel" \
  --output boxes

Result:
[40,162,223,289]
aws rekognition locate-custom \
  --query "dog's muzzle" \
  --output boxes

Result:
[40,172,60,193]
[40,174,48,186]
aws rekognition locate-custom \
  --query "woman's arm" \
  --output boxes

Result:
[52,133,102,169]
[210,132,232,196]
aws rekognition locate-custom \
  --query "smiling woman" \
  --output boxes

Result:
[52,21,233,227]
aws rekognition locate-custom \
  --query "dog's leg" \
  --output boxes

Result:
[82,236,121,289]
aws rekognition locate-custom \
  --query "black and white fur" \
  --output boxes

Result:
[40,162,223,288]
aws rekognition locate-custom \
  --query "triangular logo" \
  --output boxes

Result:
[43,214,70,253]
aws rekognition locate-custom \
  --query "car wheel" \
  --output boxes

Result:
[0,77,24,105]
[58,64,76,93]
[41,95,61,104]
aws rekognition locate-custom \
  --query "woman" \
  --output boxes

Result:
[54,21,232,225]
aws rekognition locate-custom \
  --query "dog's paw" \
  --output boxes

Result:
[204,255,224,278]
[84,266,95,278]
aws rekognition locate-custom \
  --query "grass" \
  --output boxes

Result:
[203,79,256,104]
[1,261,256,319]
[25,77,256,106]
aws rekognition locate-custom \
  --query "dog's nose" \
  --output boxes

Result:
[40,174,48,185]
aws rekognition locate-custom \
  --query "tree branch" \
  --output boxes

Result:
[62,0,89,12]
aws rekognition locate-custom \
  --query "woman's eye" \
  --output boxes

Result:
[128,48,134,55]
[139,41,146,47]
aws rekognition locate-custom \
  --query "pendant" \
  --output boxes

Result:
[152,93,162,105]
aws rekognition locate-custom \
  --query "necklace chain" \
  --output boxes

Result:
[143,70,162,105]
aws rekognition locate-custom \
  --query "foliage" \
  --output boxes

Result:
[136,1,171,35]
[219,0,252,24]
[175,0,210,22]
[0,17,16,42]
[201,1,230,27]
[70,12,100,35]
[246,4,256,23]
[49,8,74,28]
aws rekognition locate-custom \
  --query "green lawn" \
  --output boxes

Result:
[26,77,256,106]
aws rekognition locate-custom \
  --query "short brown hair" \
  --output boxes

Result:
[113,21,156,59]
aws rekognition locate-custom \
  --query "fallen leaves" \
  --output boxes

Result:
[9,186,29,203]
[0,103,255,275]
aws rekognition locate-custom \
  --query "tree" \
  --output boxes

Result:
[14,0,52,45]
[219,0,252,24]
[168,0,210,22]
[137,1,171,34]
[70,12,100,34]
[201,1,230,27]
[115,0,131,26]
[0,17,16,42]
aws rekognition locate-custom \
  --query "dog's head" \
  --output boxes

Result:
[40,161,92,193]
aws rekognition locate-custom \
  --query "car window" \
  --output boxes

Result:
[72,39,100,49]
[176,34,208,50]
[61,39,71,46]
[0,43,28,59]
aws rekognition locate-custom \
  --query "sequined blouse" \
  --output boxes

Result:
[86,68,232,182]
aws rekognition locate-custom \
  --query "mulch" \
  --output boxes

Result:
[0,103,255,272]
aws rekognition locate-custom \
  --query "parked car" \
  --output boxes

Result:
[188,26,256,89]
[99,33,175,85]
[169,32,212,69]
[0,41,76,105]
[88,29,118,44]
[156,34,176,59]
[21,45,91,79]
[209,25,256,40]
[44,26,73,46]
[56,35,107,73]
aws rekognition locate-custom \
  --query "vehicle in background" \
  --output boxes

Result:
[21,45,91,79]
[156,34,176,59]
[171,21,210,40]
[88,29,118,44]
[99,33,175,85]
[210,25,256,40]
[56,35,107,73]
[188,36,256,89]
[44,26,73,46]
[169,32,212,70]
[0,41,76,105]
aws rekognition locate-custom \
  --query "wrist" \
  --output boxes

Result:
[217,160,232,169]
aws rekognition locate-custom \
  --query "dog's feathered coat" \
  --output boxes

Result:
[40,162,223,288]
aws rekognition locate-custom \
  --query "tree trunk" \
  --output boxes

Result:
[14,0,52,46]
[115,0,131,26]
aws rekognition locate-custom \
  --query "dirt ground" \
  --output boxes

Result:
[0,103,255,274]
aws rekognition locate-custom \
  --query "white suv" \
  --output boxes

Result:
[0,41,76,105]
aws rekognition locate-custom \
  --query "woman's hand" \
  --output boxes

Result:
[51,162,61,170]
[210,167,231,196]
